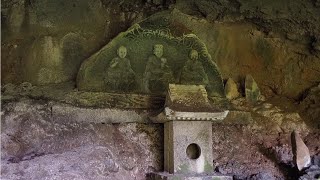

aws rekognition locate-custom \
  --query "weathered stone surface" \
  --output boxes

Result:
[2,1,320,99]
[251,102,309,133]
[164,121,213,174]
[2,146,120,180]
[300,83,320,125]
[151,84,228,122]
[179,49,209,86]
[52,103,146,123]
[299,155,320,179]
[291,131,311,171]
[151,172,233,180]
[247,172,276,180]
[225,78,240,100]
[2,82,33,95]
[1,82,166,109]
[1,101,163,179]
[299,165,320,180]
[272,145,293,165]
[22,33,86,85]
[159,7,320,99]
[152,0,164,6]
[1,0,170,85]
[1,99,148,126]
[1,98,319,179]
[1,83,16,94]
[4,0,25,34]
[104,46,136,92]
[166,84,213,112]
[77,11,225,97]
[175,0,320,45]
[223,110,253,125]
[229,98,309,134]
[245,75,261,103]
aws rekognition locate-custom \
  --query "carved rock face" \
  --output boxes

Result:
[291,131,311,171]
[77,12,225,97]
[153,45,164,58]
[117,46,127,58]
[190,49,199,61]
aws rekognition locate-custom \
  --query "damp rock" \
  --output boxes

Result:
[273,145,293,165]
[5,0,25,34]
[313,155,320,166]
[223,110,253,125]
[245,75,261,103]
[299,156,320,180]
[17,82,33,95]
[299,166,320,180]
[2,83,17,95]
[252,102,309,133]
[247,171,276,180]
[300,84,320,123]
[152,0,163,6]
[225,78,240,100]
[291,131,311,171]
[1,100,163,179]
[258,95,266,101]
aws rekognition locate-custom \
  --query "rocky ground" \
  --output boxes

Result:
[1,84,320,180]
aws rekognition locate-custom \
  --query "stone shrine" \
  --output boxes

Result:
[150,84,231,180]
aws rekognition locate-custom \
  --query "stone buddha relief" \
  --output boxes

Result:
[77,23,225,97]
[144,44,174,93]
[104,46,136,92]
[180,49,209,86]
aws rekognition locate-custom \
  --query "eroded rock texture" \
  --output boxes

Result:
[1,100,163,179]
[2,0,320,98]
[77,12,225,96]
[176,0,320,45]
[1,0,170,85]
[1,98,320,179]
[300,83,320,126]
[1,1,320,180]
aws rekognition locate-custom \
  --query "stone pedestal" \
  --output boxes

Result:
[151,172,233,180]
[164,121,213,174]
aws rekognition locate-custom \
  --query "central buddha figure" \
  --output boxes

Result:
[144,44,174,93]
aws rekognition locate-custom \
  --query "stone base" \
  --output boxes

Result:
[164,121,214,174]
[151,172,233,180]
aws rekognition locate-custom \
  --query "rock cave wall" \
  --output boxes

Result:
[2,0,320,98]
[1,0,320,180]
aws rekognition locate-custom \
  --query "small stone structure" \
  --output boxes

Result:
[245,75,261,103]
[291,131,311,171]
[150,84,231,180]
